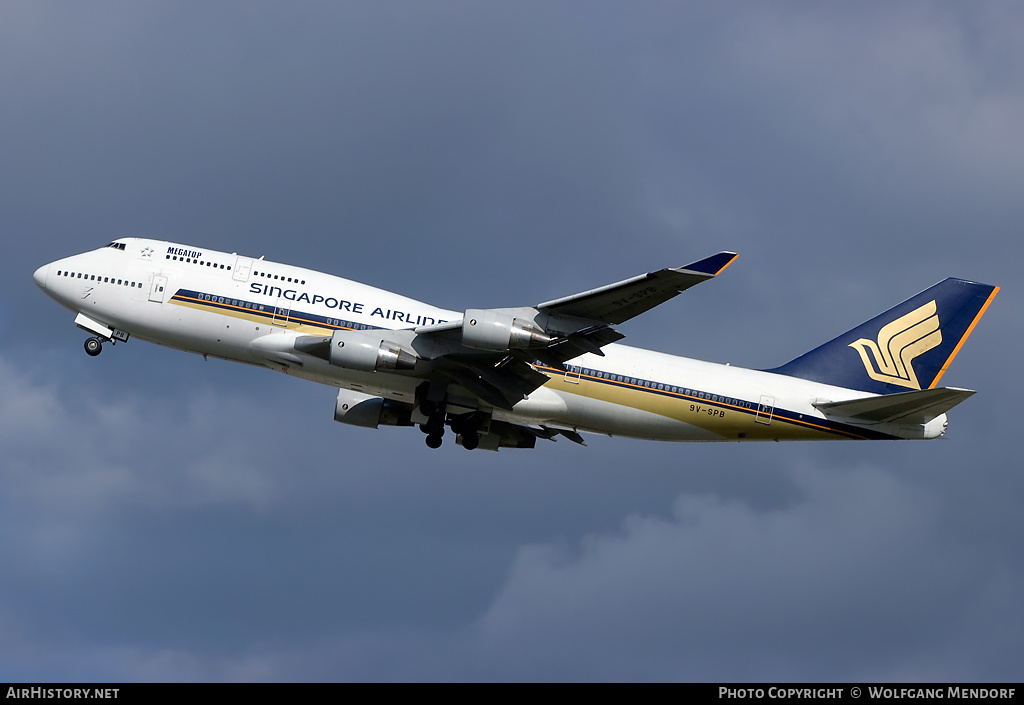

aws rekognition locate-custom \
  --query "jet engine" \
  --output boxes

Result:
[328,329,417,372]
[334,388,413,428]
[462,309,551,351]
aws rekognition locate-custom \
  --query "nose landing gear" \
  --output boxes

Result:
[84,337,104,357]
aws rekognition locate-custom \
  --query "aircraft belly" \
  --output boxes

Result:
[509,386,568,420]
[539,372,859,442]
[559,392,725,440]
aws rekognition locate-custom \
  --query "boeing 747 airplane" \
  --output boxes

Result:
[33,240,998,450]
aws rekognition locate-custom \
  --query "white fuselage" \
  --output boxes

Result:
[34,239,945,443]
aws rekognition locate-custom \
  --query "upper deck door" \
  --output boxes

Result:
[149,275,168,303]
[233,256,253,282]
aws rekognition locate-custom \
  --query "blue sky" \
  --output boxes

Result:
[2,1,1021,681]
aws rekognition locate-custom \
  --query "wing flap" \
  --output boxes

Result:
[814,387,975,425]
[434,354,550,410]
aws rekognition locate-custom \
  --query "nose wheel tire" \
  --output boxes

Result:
[84,337,103,357]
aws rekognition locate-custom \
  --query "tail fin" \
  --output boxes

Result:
[767,278,998,394]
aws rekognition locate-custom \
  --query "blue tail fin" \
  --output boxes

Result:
[767,278,998,394]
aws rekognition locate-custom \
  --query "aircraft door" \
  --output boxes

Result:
[149,275,168,303]
[271,297,290,327]
[233,257,253,282]
[756,395,775,425]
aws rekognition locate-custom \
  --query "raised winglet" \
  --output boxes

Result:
[680,251,739,276]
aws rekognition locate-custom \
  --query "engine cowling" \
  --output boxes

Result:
[462,309,551,351]
[334,388,413,428]
[328,329,417,372]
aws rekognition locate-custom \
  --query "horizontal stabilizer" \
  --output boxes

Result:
[813,387,975,425]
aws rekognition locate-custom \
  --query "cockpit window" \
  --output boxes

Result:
[107,242,127,251]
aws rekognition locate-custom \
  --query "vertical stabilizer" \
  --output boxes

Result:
[767,278,998,395]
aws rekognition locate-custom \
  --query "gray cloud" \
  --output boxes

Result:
[474,463,1017,681]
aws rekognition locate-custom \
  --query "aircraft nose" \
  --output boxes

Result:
[33,263,50,290]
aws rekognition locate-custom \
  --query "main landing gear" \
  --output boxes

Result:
[84,337,104,357]
[450,414,480,450]
[415,383,484,451]
[418,406,483,451]
[420,402,446,449]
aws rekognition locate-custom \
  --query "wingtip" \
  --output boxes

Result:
[682,251,739,276]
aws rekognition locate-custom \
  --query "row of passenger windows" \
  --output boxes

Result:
[253,270,306,285]
[164,254,307,286]
[56,270,141,288]
[198,294,266,311]
[167,254,229,270]
[576,367,754,409]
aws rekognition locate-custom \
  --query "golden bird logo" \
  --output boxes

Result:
[849,300,942,390]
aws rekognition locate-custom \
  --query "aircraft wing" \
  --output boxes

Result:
[298,251,737,414]
[404,251,738,409]
[536,251,738,325]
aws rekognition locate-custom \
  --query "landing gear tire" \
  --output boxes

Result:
[462,432,480,451]
[425,433,443,449]
[422,413,445,437]
[84,337,103,357]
